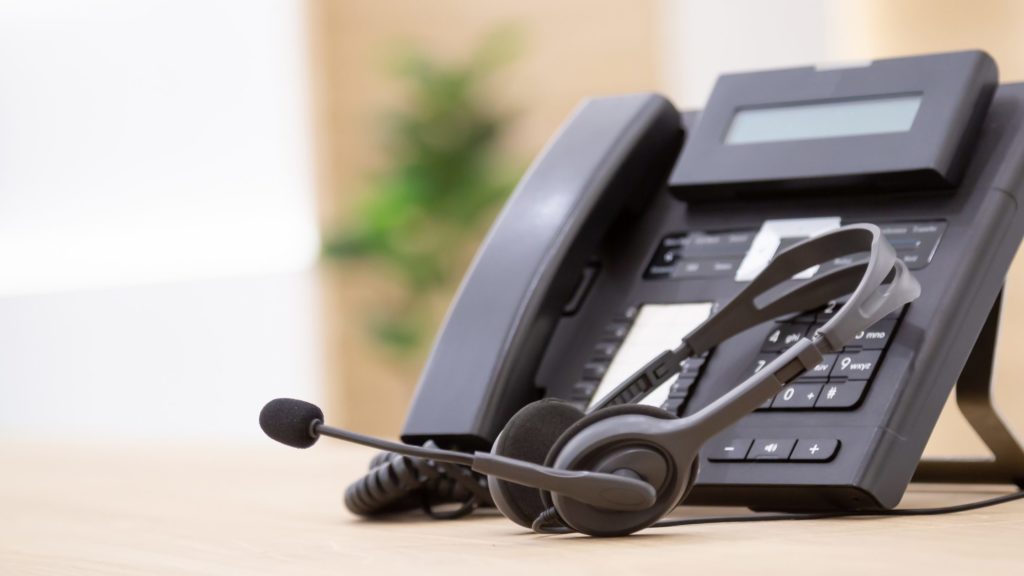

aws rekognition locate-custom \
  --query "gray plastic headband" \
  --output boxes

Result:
[592,223,921,412]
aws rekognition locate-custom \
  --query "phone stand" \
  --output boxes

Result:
[913,291,1024,488]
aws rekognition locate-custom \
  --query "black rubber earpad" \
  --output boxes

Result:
[541,403,676,510]
[488,399,585,528]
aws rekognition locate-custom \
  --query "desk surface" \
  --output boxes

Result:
[2,440,1023,575]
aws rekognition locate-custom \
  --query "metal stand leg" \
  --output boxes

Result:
[913,292,1024,488]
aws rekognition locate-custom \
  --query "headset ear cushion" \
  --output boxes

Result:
[488,399,585,528]
[540,403,676,510]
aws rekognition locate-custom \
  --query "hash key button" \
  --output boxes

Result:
[831,350,882,380]
[816,381,868,409]
[791,439,840,462]
[748,438,796,460]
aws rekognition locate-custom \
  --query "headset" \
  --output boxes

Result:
[260,223,921,536]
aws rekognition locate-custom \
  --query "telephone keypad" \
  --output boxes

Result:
[753,302,904,412]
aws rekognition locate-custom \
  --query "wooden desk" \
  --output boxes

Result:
[2,440,1022,575]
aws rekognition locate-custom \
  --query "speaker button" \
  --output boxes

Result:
[748,438,796,460]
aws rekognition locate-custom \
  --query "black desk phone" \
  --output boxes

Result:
[400,49,1024,512]
[262,51,1024,533]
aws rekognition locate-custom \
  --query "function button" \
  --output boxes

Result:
[661,234,689,248]
[776,307,820,324]
[815,253,869,277]
[645,244,681,278]
[646,264,675,279]
[592,341,619,360]
[794,353,836,382]
[790,439,840,462]
[680,357,706,378]
[748,353,778,378]
[668,377,696,399]
[683,230,756,259]
[706,438,754,461]
[671,257,744,279]
[879,220,946,270]
[899,252,927,269]
[619,306,640,321]
[563,264,599,315]
[748,438,796,460]
[849,319,897,350]
[816,381,868,409]
[661,397,686,416]
[814,299,846,323]
[603,322,631,340]
[570,380,599,400]
[886,236,922,251]
[653,246,682,267]
[763,324,808,352]
[831,351,882,381]
[581,362,609,380]
[772,383,823,409]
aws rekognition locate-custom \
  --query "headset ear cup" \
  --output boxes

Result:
[487,399,585,528]
[540,403,677,512]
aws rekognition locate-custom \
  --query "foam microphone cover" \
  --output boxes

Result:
[260,398,325,448]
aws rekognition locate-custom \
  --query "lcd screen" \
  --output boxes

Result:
[725,94,922,145]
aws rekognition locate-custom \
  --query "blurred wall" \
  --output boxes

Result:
[310,0,663,434]
[0,1,321,441]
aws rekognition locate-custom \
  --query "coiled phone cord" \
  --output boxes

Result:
[344,441,493,519]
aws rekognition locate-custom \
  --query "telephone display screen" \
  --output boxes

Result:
[725,94,922,145]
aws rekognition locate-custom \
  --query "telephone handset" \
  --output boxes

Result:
[403,94,683,447]
[388,51,1024,515]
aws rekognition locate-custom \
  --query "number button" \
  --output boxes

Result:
[749,353,778,377]
[794,353,836,382]
[763,324,807,352]
[773,384,822,409]
[849,319,896,350]
[831,351,882,380]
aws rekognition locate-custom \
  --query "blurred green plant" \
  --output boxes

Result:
[322,29,523,351]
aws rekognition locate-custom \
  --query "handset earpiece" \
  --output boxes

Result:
[535,224,920,536]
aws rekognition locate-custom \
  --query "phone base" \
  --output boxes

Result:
[913,291,1024,488]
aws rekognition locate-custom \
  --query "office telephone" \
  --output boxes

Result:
[264,50,1024,530]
